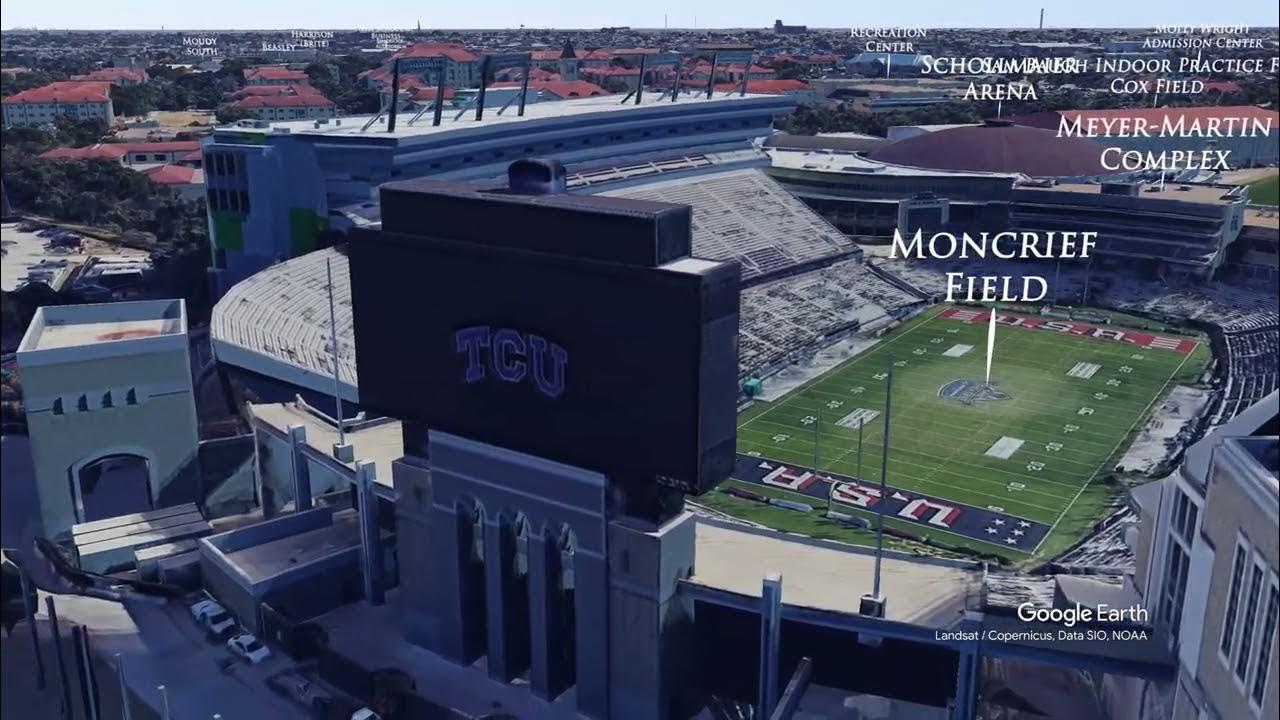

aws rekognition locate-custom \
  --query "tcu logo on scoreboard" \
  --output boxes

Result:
[455,325,568,399]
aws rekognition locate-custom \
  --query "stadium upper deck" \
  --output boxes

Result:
[203,91,796,295]
[765,129,1251,279]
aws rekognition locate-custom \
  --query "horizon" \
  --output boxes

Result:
[1,0,1277,33]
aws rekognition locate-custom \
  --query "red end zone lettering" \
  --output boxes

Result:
[938,308,1196,354]
[898,498,961,528]
[762,465,818,491]
[832,482,882,508]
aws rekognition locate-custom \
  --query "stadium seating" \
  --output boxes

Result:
[603,169,856,281]
[738,260,921,376]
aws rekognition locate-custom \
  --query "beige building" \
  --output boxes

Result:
[17,300,200,538]
[1129,392,1279,720]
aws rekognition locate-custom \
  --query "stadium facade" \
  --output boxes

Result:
[207,90,921,406]
[202,91,796,296]
[766,116,1258,281]
[1125,391,1278,720]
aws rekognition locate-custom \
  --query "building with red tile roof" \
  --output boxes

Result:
[712,79,816,103]
[38,141,202,166]
[39,144,128,162]
[490,80,609,101]
[229,84,325,101]
[71,67,149,85]
[228,94,337,122]
[386,44,483,88]
[243,66,311,86]
[2,81,114,127]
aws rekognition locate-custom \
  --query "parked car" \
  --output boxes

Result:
[189,599,236,638]
[227,632,271,664]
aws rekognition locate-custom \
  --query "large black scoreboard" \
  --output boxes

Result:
[348,170,740,495]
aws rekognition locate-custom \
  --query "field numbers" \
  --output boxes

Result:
[826,400,843,410]
[1026,461,1045,472]
[1119,365,1134,373]
[800,416,816,426]
[1063,424,1080,433]
[1007,482,1026,491]
[1129,354,1144,360]
[772,434,790,443]
[946,328,959,334]
[893,360,908,367]
[873,372,888,380]
[1093,392,1109,400]
[1077,407,1095,416]
[1106,379,1122,387]
[930,337,944,344]
[1045,442,1063,452]
[913,348,927,355]
[849,386,866,394]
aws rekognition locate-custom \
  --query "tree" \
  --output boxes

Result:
[109,82,156,117]
[215,106,255,124]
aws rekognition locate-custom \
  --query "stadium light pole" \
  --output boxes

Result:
[872,353,893,601]
[1052,259,1061,308]
[326,257,345,448]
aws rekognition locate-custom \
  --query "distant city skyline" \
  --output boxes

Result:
[1,0,1277,32]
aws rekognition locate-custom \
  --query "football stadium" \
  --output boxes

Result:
[207,90,1277,571]
[721,305,1209,560]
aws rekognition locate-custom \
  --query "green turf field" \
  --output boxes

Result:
[1247,173,1280,205]
[718,305,1209,562]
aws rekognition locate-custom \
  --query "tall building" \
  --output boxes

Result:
[16,300,200,538]
[1129,392,1279,719]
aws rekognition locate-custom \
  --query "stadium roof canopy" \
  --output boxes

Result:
[1009,105,1280,134]
[867,120,1110,177]
[763,132,888,153]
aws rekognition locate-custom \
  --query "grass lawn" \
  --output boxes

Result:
[704,305,1209,565]
[1248,173,1280,206]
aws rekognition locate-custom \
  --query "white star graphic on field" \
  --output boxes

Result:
[1012,529,1025,537]
[993,519,1005,526]
[1018,520,1031,528]
[985,527,998,535]
[1005,537,1019,545]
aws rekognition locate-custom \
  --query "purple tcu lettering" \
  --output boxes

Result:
[455,326,567,399]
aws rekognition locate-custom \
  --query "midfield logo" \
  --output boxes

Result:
[939,378,1011,406]
[455,325,568,399]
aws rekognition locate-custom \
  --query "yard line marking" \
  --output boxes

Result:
[1033,340,1200,553]
[741,305,949,431]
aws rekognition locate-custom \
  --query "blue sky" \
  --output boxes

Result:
[1,0,1276,30]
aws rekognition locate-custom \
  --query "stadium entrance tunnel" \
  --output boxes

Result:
[938,379,1012,406]
[69,453,153,523]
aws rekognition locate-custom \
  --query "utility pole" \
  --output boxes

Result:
[1052,259,1061,308]
[46,597,73,720]
[116,655,132,720]
[21,569,45,690]
[872,353,893,601]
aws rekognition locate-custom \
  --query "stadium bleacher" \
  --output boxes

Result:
[738,260,921,376]
[603,168,856,282]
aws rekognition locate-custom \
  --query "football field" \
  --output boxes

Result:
[730,305,1206,558]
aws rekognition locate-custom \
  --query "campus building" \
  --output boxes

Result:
[765,120,1252,281]
[1128,391,1279,719]
[1,80,114,127]
[16,300,200,538]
